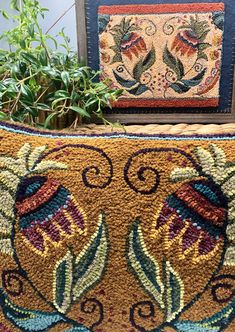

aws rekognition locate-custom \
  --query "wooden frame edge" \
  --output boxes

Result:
[76,0,88,63]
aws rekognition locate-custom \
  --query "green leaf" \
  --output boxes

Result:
[197,52,208,61]
[177,58,185,79]
[41,66,59,79]
[174,301,235,332]
[110,45,120,53]
[27,24,35,38]
[53,251,73,314]
[111,53,122,64]
[198,43,211,51]
[163,46,184,80]
[113,71,137,88]
[46,35,58,49]
[133,59,143,81]
[0,111,8,120]
[36,103,50,110]
[212,12,224,31]
[19,39,26,49]
[199,29,210,42]
[170,82,191,94]
[1,10,10,19]
[0,289,91,331]
[61,71,70,88]
[21,85,34,102]
[163,260,184,322]
[72,212,108,302]
[20,52,38,66]
[181,68,206,87]
[163,45,178,72]
[127,84,149,95]
[39,49,48,66]
[142,46,156,72]
[69,106,90,118]
[133,47,156,81]
[0,290,66,331]
[51,97,70,109]
[54,90,70,98]
[127,220,164,310]
[44,112,57,128]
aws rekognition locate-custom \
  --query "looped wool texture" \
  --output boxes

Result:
[0,121,234,331]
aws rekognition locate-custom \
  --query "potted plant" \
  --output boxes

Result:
[0,0,123,129]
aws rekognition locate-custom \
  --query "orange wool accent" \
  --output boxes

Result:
[113,98,219,108]
[175,184,226,226]
[98,3,225,15]
[16,179,60,215]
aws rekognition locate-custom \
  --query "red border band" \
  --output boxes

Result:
[113,98,219,108]
[98,3,224,15]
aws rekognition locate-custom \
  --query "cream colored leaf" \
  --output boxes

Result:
[0,189,15,219]
[226,224,235,241]
[170,167,199,182]
[0,238,13,256]
[0,170,20,192]
[0,212,12,236]
[222,175,235,199]
[228,199,235,223]
[210,169,228,185]
[17,143,32,168]
[224,246,235,266]
[224,165,235,178]
[28,145,47,170]
[194,147,215,175]
[209,144,226,168]
[33,160,67,173]
[0,157,26,177]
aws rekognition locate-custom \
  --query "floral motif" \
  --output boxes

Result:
[53,213,108,315]
[126,144,235,331]
[0,144,108,331]
[98,4,224,107]
[153,144,235,264]
[171,15,211,58]
[120,32,147,60]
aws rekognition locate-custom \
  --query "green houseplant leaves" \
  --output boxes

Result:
[0,0,123,128]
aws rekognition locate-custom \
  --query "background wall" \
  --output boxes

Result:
[0,0,78,51]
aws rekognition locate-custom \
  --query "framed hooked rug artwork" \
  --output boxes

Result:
[76,0,235,123]
[0,121,234,331]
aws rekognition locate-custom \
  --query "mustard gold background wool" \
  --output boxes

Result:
[0,121,234,331]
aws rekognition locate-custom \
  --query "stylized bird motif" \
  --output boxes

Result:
[152,144,235,265]
[0,143,86,256]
